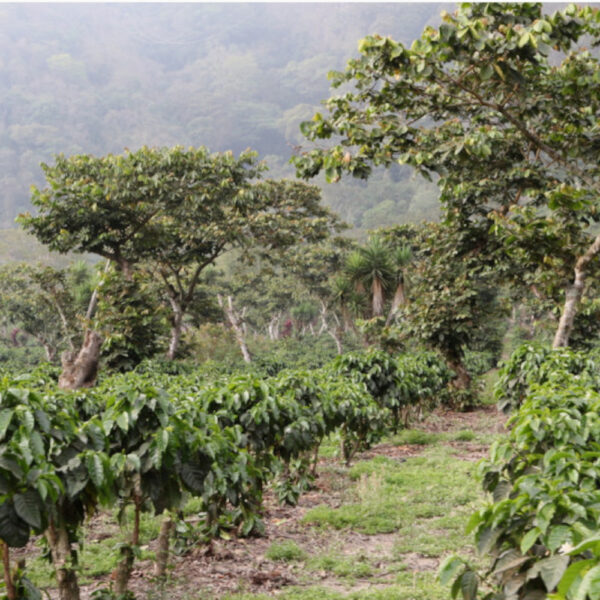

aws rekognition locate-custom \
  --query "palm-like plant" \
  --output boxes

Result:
[386,245,412,325]
[345,237,395,318]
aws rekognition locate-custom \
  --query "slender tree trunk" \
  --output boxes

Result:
[385,281,406,326]
[341,305,355,333]
[166,303,184,360]
[154,514,173,579]
[42,341,57,362]
[553,234,600,348]
[58,329,102,390]
[372,278,384,317]
[327,330,343,354]
[46,519,80,600]
[86,259,112,321]
[113,492,141,596]
[218,295,251,363]
[1,542,15,600]
[268,314,281,341]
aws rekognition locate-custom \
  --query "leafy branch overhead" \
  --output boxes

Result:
[293,2,600,350]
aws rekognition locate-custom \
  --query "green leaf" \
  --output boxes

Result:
[547,526,572,553]
[518,32,531,47]
[460,570,478,600]
[0,409,13,440]
[126,453,141,471]
[521,528,541,554]
[538,555,570,592]
[0,456,23,479]
[574,564,600,600]
[29,431,44,457]
[480,64,494,81]
[116,411,129,432]
[558,559,595,597]
[0,502,30,547]
[477,526,501,555]
[439,556,466,586]
[13,490,42,530]
[85,453,104,488]
[568,536,600,555]
[494,550,530,575]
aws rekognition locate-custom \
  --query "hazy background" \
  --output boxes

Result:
[0,3,450,238]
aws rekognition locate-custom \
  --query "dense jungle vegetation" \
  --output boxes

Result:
[3,3,600,600]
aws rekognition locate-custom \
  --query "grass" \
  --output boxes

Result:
[265,540,306,562]
[216,423,493,600]
[303,450,481,543]
[306,549,374,579]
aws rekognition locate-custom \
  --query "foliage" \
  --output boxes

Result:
[331,348,453,433]
[463,350,498,378]
[442,346,600,599]
[95,268,168,371]
[443,378,600,599]
[0,345,466,595]
[0,263,88,362]
[494,343,600,413]
[294,2,600,350]
[21,146,343,361]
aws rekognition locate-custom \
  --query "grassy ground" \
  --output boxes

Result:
[20,406,504,600]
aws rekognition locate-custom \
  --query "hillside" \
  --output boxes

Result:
[0,3,449,232]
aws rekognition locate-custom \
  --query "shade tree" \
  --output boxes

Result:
[293,2,600,350]
[0,264,91,361]
[21,147,342,383]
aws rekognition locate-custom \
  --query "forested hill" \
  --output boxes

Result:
[0,3,448,233]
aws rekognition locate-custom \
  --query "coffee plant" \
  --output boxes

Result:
[0,348,455,598]
[443,351,600,599]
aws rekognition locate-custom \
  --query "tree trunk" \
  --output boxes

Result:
[372,278,385,317]
[58,329,102,390]
[46,520,80,600]
[166,305,184,361]
[553,234,600,348]
[86,259,112,321]
[218,295,251,363]
[268,314,281,341]
[42,341,57,362]
[341,305,355,333]
[327,330,343,354]
[448,359,471,390]
[1,542,15,600]
[113,494,141,596]
[385,281,406,326]
[154,514,173,579]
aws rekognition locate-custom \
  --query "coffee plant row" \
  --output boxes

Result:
[442,344,600,600]
[0,348,453,600]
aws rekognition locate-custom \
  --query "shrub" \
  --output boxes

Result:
[495,343,600,413]
[443,359,600,599]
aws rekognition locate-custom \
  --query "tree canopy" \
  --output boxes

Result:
[20,146,343,361]
[294,2,600,349]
